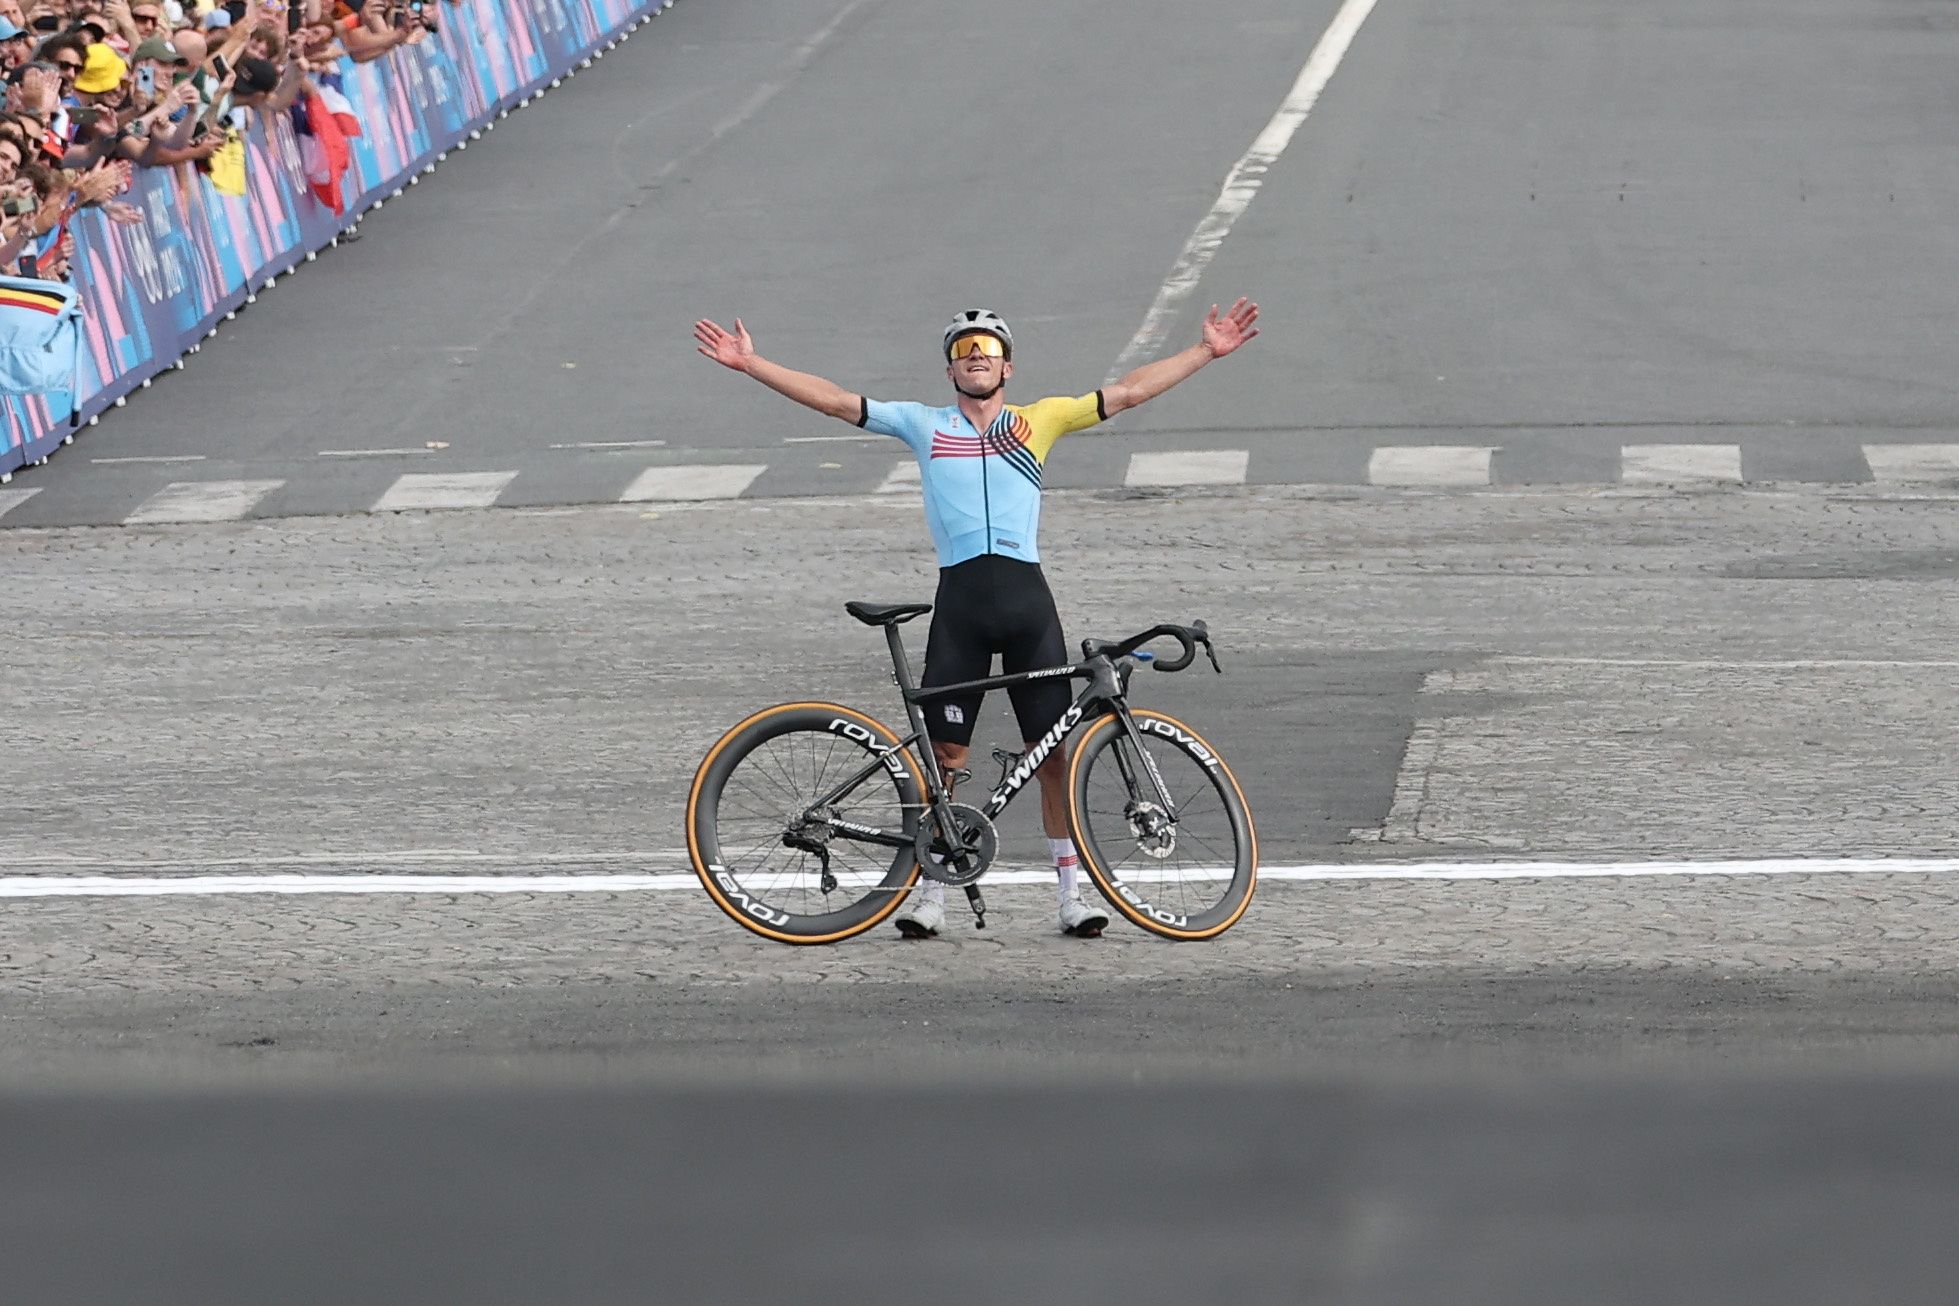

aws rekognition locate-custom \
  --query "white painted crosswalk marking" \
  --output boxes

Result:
[373,471,517,512]
[876,460,921,494]
[1620,444,1742,484]
[1367,446,1494,486]
[619,464,766,502]
[1124,450,1249,487]
[0,486,41,520]
[124,480,283,525]
[1861,444,1959,483]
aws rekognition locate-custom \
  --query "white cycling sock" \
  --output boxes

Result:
[1049,837,1079,904]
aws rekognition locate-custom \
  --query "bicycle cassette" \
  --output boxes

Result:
[915,803,998,886]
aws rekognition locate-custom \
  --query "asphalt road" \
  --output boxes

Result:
[6,0,1959,1301]
[5,0,1955,526]
[10,488,1959,1302]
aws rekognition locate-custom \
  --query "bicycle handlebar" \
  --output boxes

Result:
[1080,621,1222,674]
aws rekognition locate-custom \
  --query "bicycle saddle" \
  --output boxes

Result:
[845,601,933,626]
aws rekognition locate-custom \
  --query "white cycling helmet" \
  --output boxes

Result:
[942,309,1013,360]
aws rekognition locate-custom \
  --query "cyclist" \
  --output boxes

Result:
[694,299,1260,938]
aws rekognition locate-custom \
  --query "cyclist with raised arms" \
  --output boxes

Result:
[694,299,1260,939]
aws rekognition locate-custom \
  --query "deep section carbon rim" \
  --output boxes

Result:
[692,705,922,942]
[1069,710,1255,939]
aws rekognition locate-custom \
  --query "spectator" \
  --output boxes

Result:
[127,0,165,45]
[4,0,442,294]
[222,51,299,117]
[123,31,180,105]
[242,16,274,62]
[8,59,71,159]
[0,19,33,71]
[32,32,85,104]
[69,38,123,106]
[165,21,201,71]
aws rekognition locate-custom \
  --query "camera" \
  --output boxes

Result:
[3,194,35,217]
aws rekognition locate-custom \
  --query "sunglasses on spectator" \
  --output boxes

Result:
[132,8,162,20]
[947,334,1007,360]
[54,58,84,74]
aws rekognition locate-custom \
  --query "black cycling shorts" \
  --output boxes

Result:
[920,554,1071,748]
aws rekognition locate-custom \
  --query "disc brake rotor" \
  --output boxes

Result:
[1126,801,1178,859]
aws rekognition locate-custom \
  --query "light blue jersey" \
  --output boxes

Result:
[858,391,1105,566]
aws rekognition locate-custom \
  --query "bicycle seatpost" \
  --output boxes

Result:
[884,623,917,691]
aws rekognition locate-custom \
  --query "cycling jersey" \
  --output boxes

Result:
[857,391,1107,566]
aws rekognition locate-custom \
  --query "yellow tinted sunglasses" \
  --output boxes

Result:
[947,333,1006,360]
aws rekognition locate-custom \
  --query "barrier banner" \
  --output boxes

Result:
[0,0,660,480]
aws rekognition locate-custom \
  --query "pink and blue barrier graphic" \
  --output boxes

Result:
[1,0,662,479]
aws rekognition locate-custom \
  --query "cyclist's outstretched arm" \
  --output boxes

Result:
[694,317,862,422]
[1100,297,1260,417]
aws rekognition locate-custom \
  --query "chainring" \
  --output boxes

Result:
[914,803,998,886]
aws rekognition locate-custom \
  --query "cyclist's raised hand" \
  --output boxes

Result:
[694,317,756,372]
[1201,298,1260,358]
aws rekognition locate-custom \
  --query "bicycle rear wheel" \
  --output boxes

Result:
[1066,709,1258,940]
[687,702,926,944]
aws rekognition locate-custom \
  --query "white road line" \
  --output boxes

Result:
[1125,450,1250,486]
[124,479,283,525]
[1498,656,1959,669]
[1368,446,1494,486]
[1106,0,1379,381]
[785,435,880,444]
[876,460,921,494]
[1862,443,1959,482]
[5,858,1958,897]
[549,440,667,450]
[619,464,766,502]
[91,454,207,465]
[318,447,437,458]
[373,471,517,512]
[0,486,41,519]
[1,850,687,869]
[1620,444,1742,484]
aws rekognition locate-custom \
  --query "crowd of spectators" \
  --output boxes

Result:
[0,0,453,284]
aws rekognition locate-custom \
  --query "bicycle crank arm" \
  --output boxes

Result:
[965,884,987,930]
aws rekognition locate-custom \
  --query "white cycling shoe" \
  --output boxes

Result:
[1059,893,1110,938]
[894,886,946,939]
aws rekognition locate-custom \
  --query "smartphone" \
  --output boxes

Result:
[286,2,303,33]
[211,54,231,80]
[136,65,155,95]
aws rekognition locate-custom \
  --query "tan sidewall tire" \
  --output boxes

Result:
[1066,709,1258,941]
[688,702,925,945]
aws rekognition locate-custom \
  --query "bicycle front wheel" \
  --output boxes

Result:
[687,702,926,944]
[1066,709,1258,941]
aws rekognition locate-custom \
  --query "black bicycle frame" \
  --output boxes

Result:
[796,622,1177,847]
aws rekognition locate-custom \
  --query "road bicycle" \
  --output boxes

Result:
[686,600,1258,944]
